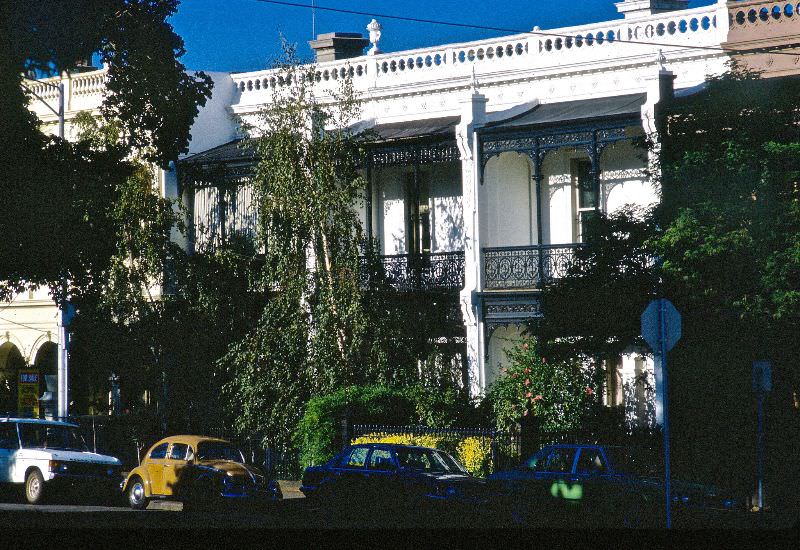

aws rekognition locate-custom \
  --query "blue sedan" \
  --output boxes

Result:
[486,443,740,528]
[301,443,486,526]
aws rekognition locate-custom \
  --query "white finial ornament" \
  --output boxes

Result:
[367,19,382,55]
[656,48,667,70]
[471,66,480,93]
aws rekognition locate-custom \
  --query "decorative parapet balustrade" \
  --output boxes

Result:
[231,3,733,108]
[726,1,800,42]
[25,69,108,120]
[483,244,584,291]
[359,251,465,292]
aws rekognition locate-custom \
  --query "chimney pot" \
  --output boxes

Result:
[309,32,369,63]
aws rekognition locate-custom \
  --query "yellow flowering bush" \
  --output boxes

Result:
[456,437,492,478]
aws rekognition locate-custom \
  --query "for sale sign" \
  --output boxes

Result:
[18,370,40,417]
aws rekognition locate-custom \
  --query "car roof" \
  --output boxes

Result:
[350,443,447,452]
[0,417,78,428]
[150,435,231,448]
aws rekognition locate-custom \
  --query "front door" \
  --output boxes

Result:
[0,423,18,482]
[146,442,169,495]
[163,443,190,496]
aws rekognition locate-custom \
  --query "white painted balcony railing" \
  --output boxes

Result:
[26,69,107,120]
[231,3,738,107]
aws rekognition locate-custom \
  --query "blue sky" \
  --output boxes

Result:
[170,0,715,73]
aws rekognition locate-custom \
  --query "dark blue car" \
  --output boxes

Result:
[486,443,741,528]
[301,443,486,526]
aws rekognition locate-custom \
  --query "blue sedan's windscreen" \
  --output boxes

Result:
[605,447,663,477]
[396,448,467,474]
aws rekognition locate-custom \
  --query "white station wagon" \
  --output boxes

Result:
[0,418,123,504]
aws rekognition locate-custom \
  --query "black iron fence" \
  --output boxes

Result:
[482,243,585,290]
[351,423,662,476]
[359,251,465,292]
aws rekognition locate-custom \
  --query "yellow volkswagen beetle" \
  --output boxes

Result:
[121,435,281,510]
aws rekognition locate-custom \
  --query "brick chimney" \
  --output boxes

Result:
[309,33,369,63]
[615,0,689,19]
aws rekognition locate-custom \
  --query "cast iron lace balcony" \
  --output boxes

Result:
[482,244,584,290]
[359,251,465,291]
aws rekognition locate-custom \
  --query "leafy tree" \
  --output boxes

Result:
[0,0,212,299]
[65,111,263,430]
[220,46,377,447]
[535,65,800,501]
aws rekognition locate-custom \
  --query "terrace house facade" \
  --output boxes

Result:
[12,0,800,420]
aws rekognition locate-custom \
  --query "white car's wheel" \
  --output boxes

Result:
[25,469,45,504]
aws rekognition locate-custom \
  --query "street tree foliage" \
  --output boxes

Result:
[536,65,800,496]
[220,45,472,447]
[68,113,262,427]
[0,0,212,300]
[221,45,378,446]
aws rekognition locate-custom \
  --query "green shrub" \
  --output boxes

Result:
[484,338,600,434]
[294,384,479,467]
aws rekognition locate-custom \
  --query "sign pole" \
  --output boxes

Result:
[659,300,672,529]
[756,390,764,511]
[641,298,681,530]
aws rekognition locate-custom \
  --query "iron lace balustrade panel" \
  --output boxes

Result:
[482,244,584,290]
[360,251,465,291]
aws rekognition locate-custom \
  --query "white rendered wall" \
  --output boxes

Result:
[543,150,577,245]
[601,140,656,214]
[426,163,463,253]
[182,72,239,157]
[481,153,534,247]
[376,166,407,255]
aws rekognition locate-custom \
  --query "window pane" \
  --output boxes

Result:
[576,161,597,209]
[169,443,189,461]
[196,441,243,462]
[367,448,394,470]
[579,210,598,242]
[150,443,169,459]
[18,424,87,452]
[0,423,18,449]
[544,448,577,473]
[575,449,606,474]
[340,446,369,469]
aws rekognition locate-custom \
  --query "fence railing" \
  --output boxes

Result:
[359,251,465,292]
[482,243,585,290]
[352,424,521,474]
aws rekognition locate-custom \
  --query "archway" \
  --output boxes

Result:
[34,342,58,418]
[0,342,25,415]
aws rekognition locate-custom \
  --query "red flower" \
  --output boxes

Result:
[524,378,531,386]
[533,394,543,402]
[525,392,532,398]
[523,409,529,416]
[511,373,518,378]
[585,387,594,396]
[522,343,529,350]
[524,368,530,374]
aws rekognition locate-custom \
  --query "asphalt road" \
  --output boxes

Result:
[0,490,793,531]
